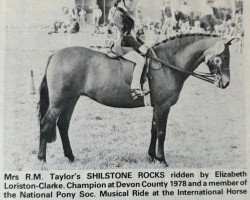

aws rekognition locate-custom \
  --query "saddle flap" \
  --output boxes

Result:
[117,57,149,88]
[106,48,160,89]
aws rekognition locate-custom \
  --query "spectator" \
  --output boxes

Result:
[155,25,161,35]
[213,25,221,35]
[179,19,190,33]
[69,8,79,25]
[92,26,101,37]
[205,26,212,33]
[144,22,158,45]
[68,17,80,33]
[136,25,145,38]
[106,23,117,38]
[71,7,80,22]
[225,19,232,35]
[191,21,204,33]
[93,5,102,26]
[161,20,174,37]
[108,1,118,23]
[160,9,165,28]
[229,22,237,37]
[62,6,69,15]
[48,21,59,34]
[79,8,87,30]
[61,6,71,27]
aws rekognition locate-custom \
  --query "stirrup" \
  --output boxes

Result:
[131,89,150,100]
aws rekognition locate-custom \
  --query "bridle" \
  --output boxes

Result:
[147,39,233,85]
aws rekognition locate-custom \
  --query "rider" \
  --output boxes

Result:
[111,0,150,100]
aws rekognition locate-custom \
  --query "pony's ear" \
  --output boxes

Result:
[225,38,236,46]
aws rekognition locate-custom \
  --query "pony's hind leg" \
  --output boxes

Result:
[38,105,64,161]
[148,108,157,162]
[57,97,79,162]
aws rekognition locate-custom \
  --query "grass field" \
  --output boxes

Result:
[3,26,246,171]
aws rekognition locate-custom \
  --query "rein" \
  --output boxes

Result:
[146,53,216,84]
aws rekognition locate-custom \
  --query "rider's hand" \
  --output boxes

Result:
[139,45,148,55]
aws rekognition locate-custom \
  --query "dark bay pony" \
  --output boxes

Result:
[38,33,232,166]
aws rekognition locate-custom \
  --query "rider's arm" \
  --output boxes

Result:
[131,29,144,45]
[129,29,148,54]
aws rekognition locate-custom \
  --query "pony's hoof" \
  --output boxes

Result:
[66,154,75,163]
[155,157,169,167]
[37,155,46,162]
[147,154,155,163]
[147,155,155,163]
[41,162,48,170]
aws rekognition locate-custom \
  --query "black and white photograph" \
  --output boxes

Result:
[1,0,246,172]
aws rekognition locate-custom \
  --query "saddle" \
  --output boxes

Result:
[106,48,161,87]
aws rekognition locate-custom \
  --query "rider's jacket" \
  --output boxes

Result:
[111,5,144,55]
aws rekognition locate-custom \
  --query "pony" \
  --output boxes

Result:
[38,33,233,166]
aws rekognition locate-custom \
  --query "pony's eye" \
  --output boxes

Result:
[214,57,222,65]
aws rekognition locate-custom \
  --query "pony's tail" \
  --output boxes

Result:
[38,54,56,143]
[38,75,49,124]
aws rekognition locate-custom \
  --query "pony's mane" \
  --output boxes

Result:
[153,33,221,48]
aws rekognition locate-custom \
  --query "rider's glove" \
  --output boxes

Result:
[139,45,148,55]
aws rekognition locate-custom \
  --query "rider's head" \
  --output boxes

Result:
[116,0,134,10]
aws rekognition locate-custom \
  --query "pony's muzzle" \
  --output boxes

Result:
[221,73,230,89]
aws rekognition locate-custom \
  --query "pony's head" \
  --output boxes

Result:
[204,38,234,89]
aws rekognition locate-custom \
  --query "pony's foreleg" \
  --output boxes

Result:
[155,105,170,166]
[38,137,47,162]
[57,97,79,162]
[148,108,157,162]
[38,106,64,161]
